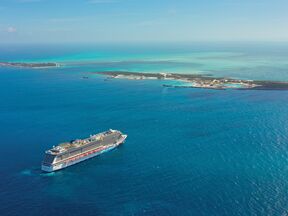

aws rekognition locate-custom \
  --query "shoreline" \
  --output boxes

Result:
[0,62,60,68]
[95,71,288,91]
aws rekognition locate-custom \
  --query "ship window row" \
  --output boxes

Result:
[82,145,96,152]
[54,144,100,162]
[70,149,81,155]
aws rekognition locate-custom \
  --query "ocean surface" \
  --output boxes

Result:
[1,43,288,216]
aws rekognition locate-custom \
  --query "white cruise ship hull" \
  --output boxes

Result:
[41,134,127,172]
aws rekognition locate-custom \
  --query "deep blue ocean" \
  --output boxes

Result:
[1,43,288,216]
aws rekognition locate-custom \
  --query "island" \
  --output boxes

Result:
[0,62,60,68]
[95,71,288,90]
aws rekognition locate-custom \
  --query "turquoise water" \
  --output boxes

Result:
[3,42,288,81]
[1,43,288,215]
[224,83,245,88]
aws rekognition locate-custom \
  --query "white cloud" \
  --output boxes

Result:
[7,27,17,33]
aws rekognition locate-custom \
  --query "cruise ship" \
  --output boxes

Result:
[41,129,127,172]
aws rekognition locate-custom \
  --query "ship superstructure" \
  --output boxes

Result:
[41,129,127,172]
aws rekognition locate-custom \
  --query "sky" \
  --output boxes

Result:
[0,0,288,43]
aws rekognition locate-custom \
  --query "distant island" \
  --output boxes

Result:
[95,71,288,90]
[0,62,59,68]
